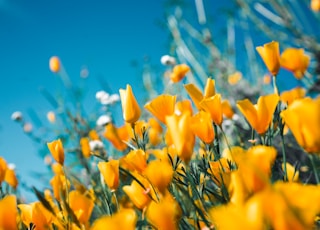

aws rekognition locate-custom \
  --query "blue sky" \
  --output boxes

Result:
[0,0,171,199]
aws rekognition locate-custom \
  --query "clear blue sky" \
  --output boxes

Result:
[0,0,172,199]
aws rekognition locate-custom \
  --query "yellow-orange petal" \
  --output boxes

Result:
[237,99,258,132]
[256,41,280,76]
[4,168,18,189]
[170,64,190,83]
[145,160,173,193]
[203,78,216,98]
[49,56,61,73]
[119,84,141,124]
[80,137,91,158]
[98,160,120,191]
[200,94,223,126]
[311,0,320,11]
[184,83,203,110]
[280,48,310,79]
[280,87,306,105]
[191,111,215,144]
[222,100,235,119]
[0,195,17,230]
[144,94,176,124]
[256,94,279,134]
[69,190,94,224]
[47,139,65,165]
[123,180,151,209]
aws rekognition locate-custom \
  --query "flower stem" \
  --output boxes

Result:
[272,75,279,96]
[309,154,320,184]
[280,135,288,181]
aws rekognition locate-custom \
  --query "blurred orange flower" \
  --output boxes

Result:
[280,48,310,79]
[91,208,137,230]
[170,64,190,82]
[69,190,94,224]
[311,0,320,11]
[166,112,195,163]
[145,160,173,193]
[237,94,279,134]
[49,56,61,73]
[280,87,306,105]
[281,97,320,153]
[256,41,280,76]
[0,195,17,230]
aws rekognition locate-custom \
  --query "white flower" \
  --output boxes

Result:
[11,111,23,121]
[160,55,176,66]
[89,140,104,151]
[7,163,16,170]
[109,94,120,104]
[96,115,111,126]
[96,90,108,101]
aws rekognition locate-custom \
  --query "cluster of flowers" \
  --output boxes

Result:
[0,39,319,230]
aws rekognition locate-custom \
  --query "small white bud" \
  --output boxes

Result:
[11,111,23,122]
[96,90,108,100]
[89,140,104,151]
[160,55,176,66]
[96,115,111,126]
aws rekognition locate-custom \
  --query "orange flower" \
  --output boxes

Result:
[222,100,235,119]
[47,139,65,165]
[0,195,17,230]
[280,87,306,105]
[69,190,94,224]
[4,168,18,189]
[0,157,7,183]
[146,193,181,230]
[281,97,320,153]
[166,112,195,163]
[311,0,320,11]
[148,118,163,146]
[280,48,310,79]
[191,111,215,144]
[98,160,120,191]
[80,137,91,158]
[256,41,280,76]
[89,130,100,140]
[200,93,223,126]
[120,149,147,173]
[91,208,137,230]
[184,78,216,110]
[174,99,193,115]
[228,71,242,85]
[145,160,173,193]
[104,123,128,151]
[123,180,151,209]
[170,64,190,83]
[237,94,279,134]
[144,94,176,124]
[18,202,53,230]
[50,174,70,201]
[49,56,61,73]
[119,84,141,124]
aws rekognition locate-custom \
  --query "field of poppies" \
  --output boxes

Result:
[1,1,320,230]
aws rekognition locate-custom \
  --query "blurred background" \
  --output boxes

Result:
[1,0,319,200]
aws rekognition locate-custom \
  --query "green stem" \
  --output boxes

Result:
[309,154,320,184]
[272,75,279,96]
[280,135,288,181]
